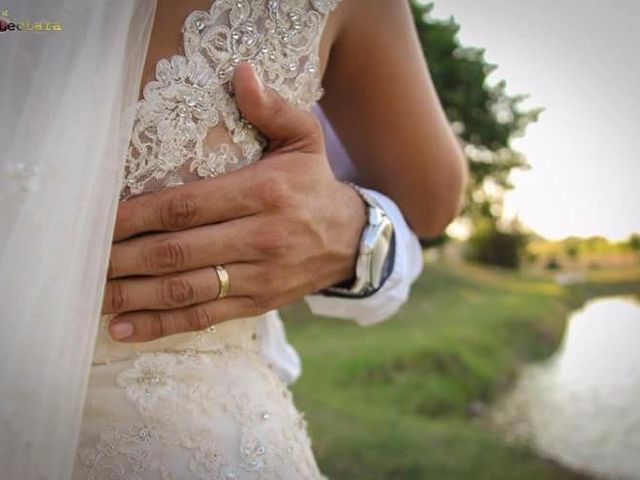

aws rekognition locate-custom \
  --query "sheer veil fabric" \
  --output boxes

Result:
[0,1,157,478]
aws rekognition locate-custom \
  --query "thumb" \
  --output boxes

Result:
[232,62,323,154]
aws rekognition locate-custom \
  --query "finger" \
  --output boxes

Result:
[103,267,220,314]
[114,173,260,241]
[108,296,260,343]
[108,218,260,279]
[102,263,262,314]
[233,62,324,154]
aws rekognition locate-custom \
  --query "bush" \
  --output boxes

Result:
[545,256,562,271]
[467,222,529,269]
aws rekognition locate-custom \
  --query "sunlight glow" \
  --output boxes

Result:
[431,0,640,240]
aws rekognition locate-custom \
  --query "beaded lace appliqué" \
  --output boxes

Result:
[78,350,323,479]
[121,0,334,199]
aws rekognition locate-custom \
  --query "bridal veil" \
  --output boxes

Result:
[0,1,156,478]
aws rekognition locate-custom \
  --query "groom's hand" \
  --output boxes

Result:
[103,62,366,342]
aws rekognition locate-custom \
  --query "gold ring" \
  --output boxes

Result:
[214,265,230,299]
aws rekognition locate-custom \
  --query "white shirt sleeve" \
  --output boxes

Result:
[303,188,423,326]
[257,310,302,385]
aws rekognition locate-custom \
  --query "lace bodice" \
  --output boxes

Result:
[95,0,341,364]
[120,0,338,199]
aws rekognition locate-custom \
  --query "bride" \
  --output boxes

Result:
[0,0,466,479]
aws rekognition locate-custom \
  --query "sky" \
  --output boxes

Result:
[429,0,640,240]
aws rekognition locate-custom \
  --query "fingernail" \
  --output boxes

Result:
[110,321,134,341]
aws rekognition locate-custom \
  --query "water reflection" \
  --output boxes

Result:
[493,297,640,480]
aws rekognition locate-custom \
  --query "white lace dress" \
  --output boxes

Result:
[73,1,340,478]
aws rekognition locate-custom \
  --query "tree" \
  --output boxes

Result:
[411,2,542,223]
[563,237,580,261]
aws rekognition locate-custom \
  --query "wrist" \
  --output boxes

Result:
[331,180,368,286]
[323,182,395,296]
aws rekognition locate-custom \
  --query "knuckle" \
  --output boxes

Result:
[252,225,290,255]
[160,193,198,230]
[186,306,216,332]
[265,272,291,299]
[257,266,278,287]
[251,295,272,315]
[150,311,166,340]
[107,281,129,312]
[160,277,195,307]
[147,237,187,272]
[259,173,292,210]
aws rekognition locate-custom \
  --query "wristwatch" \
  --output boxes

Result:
[323,183,395,298]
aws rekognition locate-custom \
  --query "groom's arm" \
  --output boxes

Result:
[303,106,423,325]
[305,188,423,325]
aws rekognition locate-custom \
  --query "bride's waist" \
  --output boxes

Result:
[93,315,261,364]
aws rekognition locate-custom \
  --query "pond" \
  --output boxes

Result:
[492,297,640,480]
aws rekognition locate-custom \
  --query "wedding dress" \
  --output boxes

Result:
[72,1,341,478]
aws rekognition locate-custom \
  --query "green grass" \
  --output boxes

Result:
[282,261,640,479]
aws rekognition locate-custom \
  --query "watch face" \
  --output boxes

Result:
[370,217,393,288]
[359,211,392,291]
